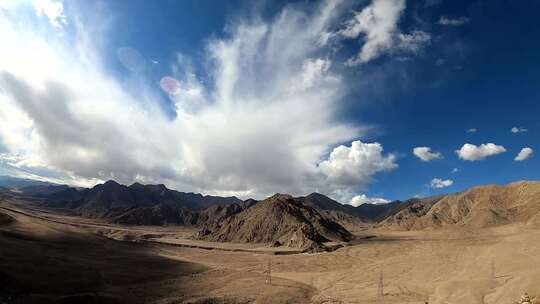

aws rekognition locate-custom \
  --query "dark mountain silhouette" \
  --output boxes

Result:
[355,200,407,221]
[197,194,351,251]
[296,193,367,229]
[19,185,85,204]
[113,203,199,226]
[113,199,257,226]
[76,180,242,218]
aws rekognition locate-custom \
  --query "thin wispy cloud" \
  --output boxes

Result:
[339,0,430,65]
[511,127,528,134]
[438,16,470,26]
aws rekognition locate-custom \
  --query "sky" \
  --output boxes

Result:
[0,0,538,205]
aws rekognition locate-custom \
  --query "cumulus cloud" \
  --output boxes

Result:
[456,143,506,161]
[0,1,400,199]
[318,140,398,194]
[511,127,528,134]
[349,194,390,206]
[515,147,533,161]
[437,16,469,26]
[413,146,442,162]
[339,0,430,65]
[430,178,453,189]
[452,167,459,173]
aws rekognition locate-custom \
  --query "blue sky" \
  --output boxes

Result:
[0,0,538,204]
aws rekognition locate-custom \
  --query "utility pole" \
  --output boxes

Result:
[377,269,384,297]
[265,257,272,285]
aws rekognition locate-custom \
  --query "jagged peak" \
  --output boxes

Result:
[267,193,294,201]
[103,180,121,186]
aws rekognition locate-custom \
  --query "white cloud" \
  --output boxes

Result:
[456,143,506,161]
[291,58,333,92]
[340,0,404,65]
[0,1,400,199]
[318,140,397,194]
[397,30,431,53]
[32,0,67,29]
[413,146,442,162]
[430,178,453,189]
[515,147,533,161]
[339,0,431,65]
[452,167,459,173]
[349,194,390,206]
[511,127,528,134]
[466,128,478,133]
[437,16,469,26]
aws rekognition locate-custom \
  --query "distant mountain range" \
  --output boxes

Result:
[0,176,403,228]
[0,175,57,189]
[2,175,539,249]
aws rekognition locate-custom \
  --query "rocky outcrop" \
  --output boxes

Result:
[379,181,540,230]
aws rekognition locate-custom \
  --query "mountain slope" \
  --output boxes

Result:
[68,181,242,218]
[113,203,199,226]
[113,200,257,226]
[197,194,351,250]
[379,181,540,230]
[0,175,55,189]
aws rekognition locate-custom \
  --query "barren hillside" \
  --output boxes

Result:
[197,193,351,250]
[379,181,540,230]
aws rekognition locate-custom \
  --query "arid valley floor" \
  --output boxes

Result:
[2,197,539,304]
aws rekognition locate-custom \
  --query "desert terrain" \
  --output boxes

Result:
[2,194,539,304]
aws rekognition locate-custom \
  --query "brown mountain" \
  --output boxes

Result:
[197,194,351,251]
[378,181,540,230]
[296,193,368,229]
[113,199,257,226]
[31,180,242,218]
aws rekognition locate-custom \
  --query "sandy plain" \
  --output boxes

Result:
[1,198,538,304]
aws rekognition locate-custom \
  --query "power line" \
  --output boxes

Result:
[377,269,384,297]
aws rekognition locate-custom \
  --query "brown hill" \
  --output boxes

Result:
[378,181,540,230]
[197,194,351,251]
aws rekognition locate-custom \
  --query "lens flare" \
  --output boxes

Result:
[159,76,181,95]
[116,47,146,73]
